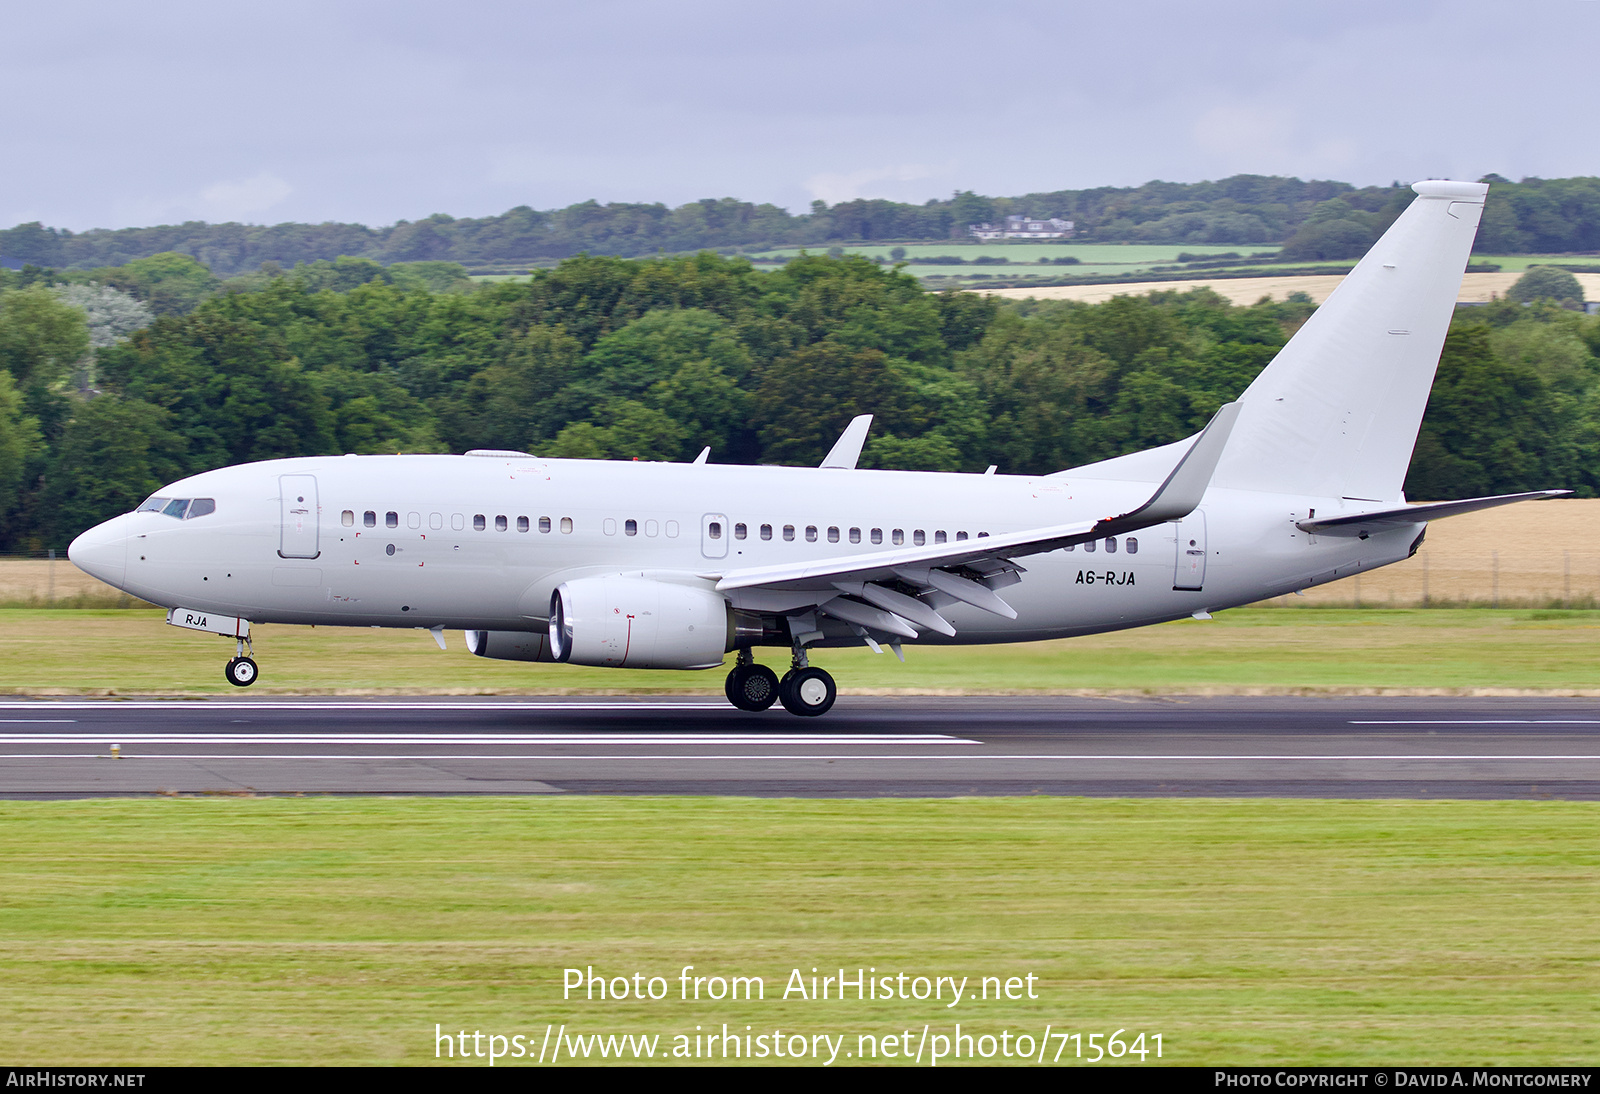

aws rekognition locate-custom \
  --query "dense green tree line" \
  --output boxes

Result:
[6,176,1598,275]
[1,253,1595,551]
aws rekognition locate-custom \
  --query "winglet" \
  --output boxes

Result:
[1097,401,1241,534]
[820,414,873,469]
[692,447,710,465]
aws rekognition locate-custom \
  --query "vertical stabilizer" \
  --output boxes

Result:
[1211,180,1487,501]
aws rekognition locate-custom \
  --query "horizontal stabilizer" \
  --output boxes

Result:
[1297,490,1571,537]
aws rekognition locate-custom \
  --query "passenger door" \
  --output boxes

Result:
[1173,511,1206,591]
[279,474,320,559]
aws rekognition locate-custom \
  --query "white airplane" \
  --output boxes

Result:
[68,180,1565,716]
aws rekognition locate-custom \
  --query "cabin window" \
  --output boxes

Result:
[451,513,465,531]
[934,530,946,544]
[645,520,658,537]
[407,512,421,529]
[806,525,818,542]
[603,518,617,536]
[913,529,925,546]
[956,531,968,541]
[496,515,508,532]
[1126,537,1139,554]
[625,519,638,536]
[734,523,747,540]
[473,514,486,531]
[828,526,840,543]
[429,513,443,530]
[665,520,678,537]
[870,528,883,544]
[760,524,773,541]
[341,510,355,527]
[364,511,376,528]
[538,516,551,533]
[560,517,573,534]
[1104,536,1117,553]
[849,527,861,543]
[186,499,216,519]
[978,531,989,538]
[1083,539,1096,553]
[708,521,722,540]
[783,525,795,542]
[1064,543,1075,552]
[517,516,530,532]
[892,529,904,545]
[386,511,398,529]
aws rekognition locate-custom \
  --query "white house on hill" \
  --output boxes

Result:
[969,214,1074,240]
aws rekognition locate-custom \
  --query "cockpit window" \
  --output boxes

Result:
[134,496,216,519]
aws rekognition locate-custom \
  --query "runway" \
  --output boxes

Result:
[5,696,1600,799]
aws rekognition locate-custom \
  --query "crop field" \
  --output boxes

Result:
[1,796,1596,1065]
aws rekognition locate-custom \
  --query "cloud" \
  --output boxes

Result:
[1191,104,1297,163]
[805,164,942,206]
[198,173,293,221]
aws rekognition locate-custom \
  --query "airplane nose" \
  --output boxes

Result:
[68,516,130,589]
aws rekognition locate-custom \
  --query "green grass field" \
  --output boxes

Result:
[2,796,1596,1065]
[3,607,1597,695]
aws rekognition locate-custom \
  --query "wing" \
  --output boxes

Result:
[713,401,1241,637]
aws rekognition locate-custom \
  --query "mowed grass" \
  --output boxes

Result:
[1,796,1596,1065]
[2,607,1598,694]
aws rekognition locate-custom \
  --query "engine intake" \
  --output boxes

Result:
[549,576,732,669]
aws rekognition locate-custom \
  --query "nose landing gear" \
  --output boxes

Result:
[224,635,259,687]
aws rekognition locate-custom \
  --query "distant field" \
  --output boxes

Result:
[984,270,1600,306]
[3,796,1597,1065]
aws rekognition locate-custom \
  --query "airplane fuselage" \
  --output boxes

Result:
[71,452,1419,648]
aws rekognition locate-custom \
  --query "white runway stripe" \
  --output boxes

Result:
[2,752,1596,761]
[1351,720,1600,725]
[0,733,977,746]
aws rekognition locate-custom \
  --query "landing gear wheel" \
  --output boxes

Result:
[725,664,780,712]
[224,656,258,687]
[778,666,836,717]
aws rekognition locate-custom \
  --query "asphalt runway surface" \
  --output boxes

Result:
[5,696,1600,799]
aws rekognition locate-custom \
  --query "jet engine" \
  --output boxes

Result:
[548,576,732,669]
[465,629,556,662]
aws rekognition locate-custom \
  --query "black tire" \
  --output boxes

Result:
[725,664,780,711]
[778,666,836,717]
[225,656,259,687]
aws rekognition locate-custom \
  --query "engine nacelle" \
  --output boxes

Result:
[548,576,731,669]
[465,629,556,662]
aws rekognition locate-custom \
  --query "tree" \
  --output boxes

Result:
[1507,266,1585,306]
[99,252,220,315]
[1279,218,1374,261]
[35,396,186,547]
[0,371,42,546]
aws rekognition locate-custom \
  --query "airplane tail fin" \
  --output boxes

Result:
[1211,180,1488,502]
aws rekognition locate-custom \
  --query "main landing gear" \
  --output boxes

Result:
[224,635,258,688]
[723,646,836,717]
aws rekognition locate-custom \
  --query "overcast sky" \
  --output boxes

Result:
[3,0,1597,232]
